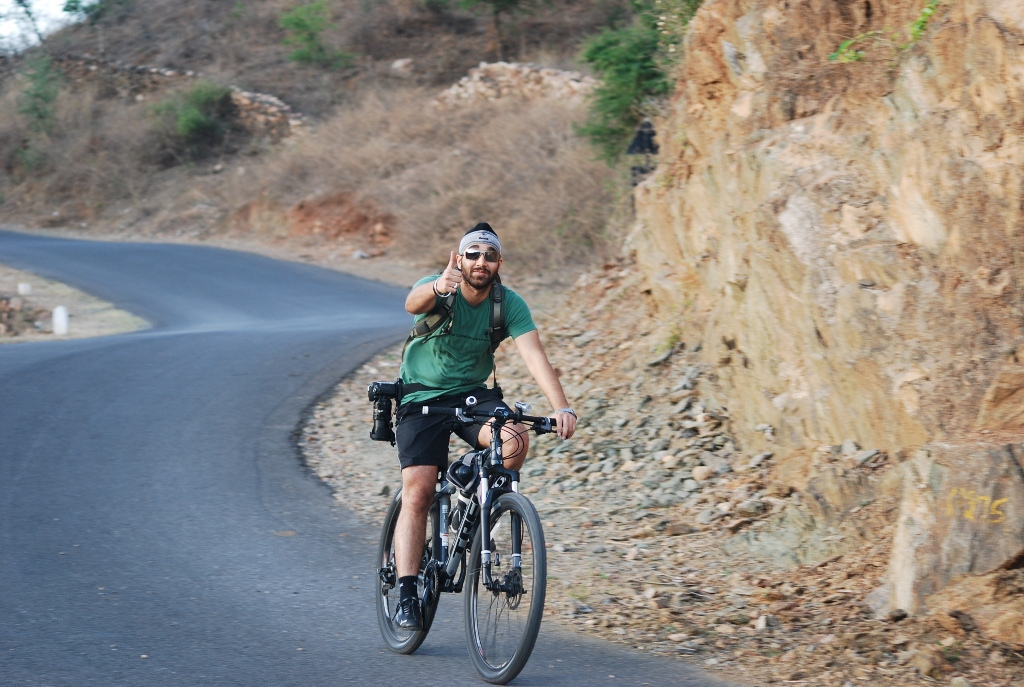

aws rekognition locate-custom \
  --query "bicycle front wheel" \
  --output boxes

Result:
[465,492,547,684]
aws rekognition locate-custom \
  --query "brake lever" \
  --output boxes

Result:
[534,417,554,434]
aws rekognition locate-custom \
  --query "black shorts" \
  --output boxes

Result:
[395,387,508,470]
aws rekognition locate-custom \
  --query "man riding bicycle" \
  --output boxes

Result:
[392,222,577,630]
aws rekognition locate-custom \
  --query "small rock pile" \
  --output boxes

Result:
[300,262,1024,686]
[230,88,303,142]
[0,294,49,337]
[435,62,596,106]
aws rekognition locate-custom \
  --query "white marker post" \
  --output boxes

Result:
[53,306,69,336]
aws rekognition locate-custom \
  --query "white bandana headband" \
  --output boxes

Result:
[459,229,501,255]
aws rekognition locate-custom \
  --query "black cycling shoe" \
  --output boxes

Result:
[394,597,423,631]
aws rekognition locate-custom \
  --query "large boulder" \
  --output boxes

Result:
[868,445,1024,620]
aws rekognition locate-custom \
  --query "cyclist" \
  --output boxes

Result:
[392,222,577,630]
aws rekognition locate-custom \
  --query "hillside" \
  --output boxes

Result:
[14,0,618,113]
[0,0,632,273]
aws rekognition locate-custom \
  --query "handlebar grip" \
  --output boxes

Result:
[421,406,459,416]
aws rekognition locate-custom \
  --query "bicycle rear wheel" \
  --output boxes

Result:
[465,492,546,684]
[375,490,441,654]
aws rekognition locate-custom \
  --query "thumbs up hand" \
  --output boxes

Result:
[435,251,463,295]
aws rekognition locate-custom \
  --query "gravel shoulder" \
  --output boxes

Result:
[301,265,1024,687]
[0,262,148,343]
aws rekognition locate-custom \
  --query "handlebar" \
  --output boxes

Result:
[420,403,555,434]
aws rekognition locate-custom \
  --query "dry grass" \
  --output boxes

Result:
[232,85,629,266]
[0,78,155,219]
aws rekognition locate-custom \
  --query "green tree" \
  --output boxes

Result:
[18,55,60,135]
[579,0,701,161]
[12,0,46,45]
[579,24,666,161]
[457,0,543,60]
[280,1,354,68]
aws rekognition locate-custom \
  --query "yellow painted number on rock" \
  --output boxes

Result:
[990,498,1007,524]
[947,488,1008,524]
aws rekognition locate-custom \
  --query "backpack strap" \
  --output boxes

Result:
[411,293,454,338]
[486,279,505,354]
[485,278,506,388]
[400,292,454,361]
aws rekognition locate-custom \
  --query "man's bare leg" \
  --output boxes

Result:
[478,421,529,470]
[395,464,438,578]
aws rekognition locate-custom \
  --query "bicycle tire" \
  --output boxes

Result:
[464,492,547,684]
[375,489,442,654]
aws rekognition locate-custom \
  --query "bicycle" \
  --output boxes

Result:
[374,395,554,685]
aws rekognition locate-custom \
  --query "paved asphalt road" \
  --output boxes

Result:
[0,231,730,686]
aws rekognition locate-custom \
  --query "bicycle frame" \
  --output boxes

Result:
[473,408,522,591]
[430,406,525,594]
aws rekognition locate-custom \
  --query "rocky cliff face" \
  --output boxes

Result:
[630,0,1024,638]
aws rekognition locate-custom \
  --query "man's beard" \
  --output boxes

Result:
[462,264,498,289]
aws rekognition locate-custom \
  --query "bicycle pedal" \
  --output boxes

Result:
[378,566,396,589]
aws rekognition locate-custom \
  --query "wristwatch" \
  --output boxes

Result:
[557,407,577,418]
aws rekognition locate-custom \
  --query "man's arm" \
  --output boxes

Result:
[513,330,577,439]
[406,282,440,315]
[406,252,463,314]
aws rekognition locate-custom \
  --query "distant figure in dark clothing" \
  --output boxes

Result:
[627,119,659,156]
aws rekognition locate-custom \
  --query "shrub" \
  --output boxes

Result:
[280,1,354,68]
[0,75,156,212]
[153,82,234,159]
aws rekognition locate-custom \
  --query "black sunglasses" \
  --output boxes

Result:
[463,249,500,263]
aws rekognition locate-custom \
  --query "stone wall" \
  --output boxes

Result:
[48,53,302,141]
[629,0,1024,636]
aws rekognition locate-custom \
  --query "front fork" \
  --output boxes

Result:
[477,466,523,591]
[478,465,494,588]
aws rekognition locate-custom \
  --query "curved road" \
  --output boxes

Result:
[0,231,728,686]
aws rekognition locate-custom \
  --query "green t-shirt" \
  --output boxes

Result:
[400,275,536,404]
